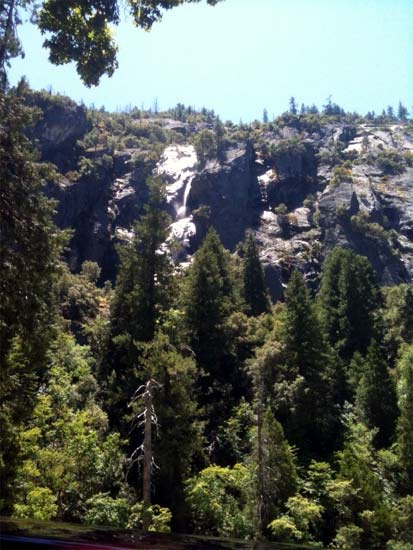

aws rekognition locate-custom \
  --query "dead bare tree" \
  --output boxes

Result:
[128,378,160,531]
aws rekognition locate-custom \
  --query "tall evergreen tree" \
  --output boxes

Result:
[0,83,64,510]
[355,338,398,448]
[104,176,173,424]
[278,270,339,458]
[396,346,413,495]
[183,228,237,445]
[400,286,413,344]
[138,332,204,529]
[242,234,271,317]
[318,248,381,361]
[255,408,297,534]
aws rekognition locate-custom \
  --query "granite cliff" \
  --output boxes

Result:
[32,93,413,298]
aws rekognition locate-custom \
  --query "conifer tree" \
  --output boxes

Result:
[138,332,204,529]
[105,177,173,424]
[396,346,413,494]
[400,286,413,344]
[279,270,338,457]
[183,228,237,444]
[318,248,381,361]
[355,338,398,448]
[0,83,64,510]
[242,234,271,317]
[255,408,297,534]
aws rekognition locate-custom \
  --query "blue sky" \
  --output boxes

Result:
[9,0,413,122]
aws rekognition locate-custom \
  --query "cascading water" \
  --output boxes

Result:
[177,175,193,219]
[156,145,198,255]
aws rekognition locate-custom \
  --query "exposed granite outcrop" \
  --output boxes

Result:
[35,107,413,296]
[27,93,90,171]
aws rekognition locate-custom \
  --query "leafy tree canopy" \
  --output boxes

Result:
[1,0,223,87]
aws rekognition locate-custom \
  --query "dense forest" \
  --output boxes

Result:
[1,1,413,549]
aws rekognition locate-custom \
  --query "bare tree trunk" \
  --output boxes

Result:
[256,400,265,536]
[142,379,154,531]
[128,378,160,532]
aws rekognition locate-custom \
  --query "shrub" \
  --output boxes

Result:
[127,502,172,533]
[350,212,389,241]
[331,524,363,549]
[193,129,218,165]
[13,487,58,521]
[83,493,130,528]
[376,150,405,175]
[185,464,254,538]
[330,164,353,186]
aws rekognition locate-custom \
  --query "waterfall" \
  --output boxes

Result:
[157,145,197,220]
[177,175,193,219]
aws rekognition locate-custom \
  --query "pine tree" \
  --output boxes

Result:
[289,97,297,115]
[0,83,64,510]
[183,228,238,444]
[356,339,398,448]
[279,270,339,458]
[242,234,271,317]
[255,408,297,534]
[318,248,381,361]
[400,286,413,344]
[138,332,204,529]
[396,346,413,494]
[105,176,173,425]
[397,101,408,121]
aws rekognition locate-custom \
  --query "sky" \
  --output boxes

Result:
[9,0,413,122]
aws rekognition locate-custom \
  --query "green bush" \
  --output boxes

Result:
[13,487,58,521]
[330,164,353,186]
[331,524,363,549]
[83,493,130,528]
[350,212,389,241]
[185,464,254,538]
[127,502,172,533]
[193,129,218,164]
[376,150,405,175]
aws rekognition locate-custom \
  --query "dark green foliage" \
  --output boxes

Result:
[183,228,239,444]
[0,1,25,86]
[104,176,173,425]
[0,84,64,510]
[398,101,409,121]
[382,285,413,365]
[57,262,103,340]
[318,247,381,361]
[276,270,340,458]
[396,346,413,495]
[400,286,413,344]
[38,0,120,87]
[35,1,222,86]
[138,332,204,527]
[256,408,297,532]
[11,329,126,522]
[242,234,271,317]
[356,339,398,448]
[375,149,405,175]
[2,75,413,544]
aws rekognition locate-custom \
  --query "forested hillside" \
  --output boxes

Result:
[1,80,413,549]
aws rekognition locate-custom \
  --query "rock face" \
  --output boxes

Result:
[27,93,90,171]
[37,103,413,297]
[188,144,260,251]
